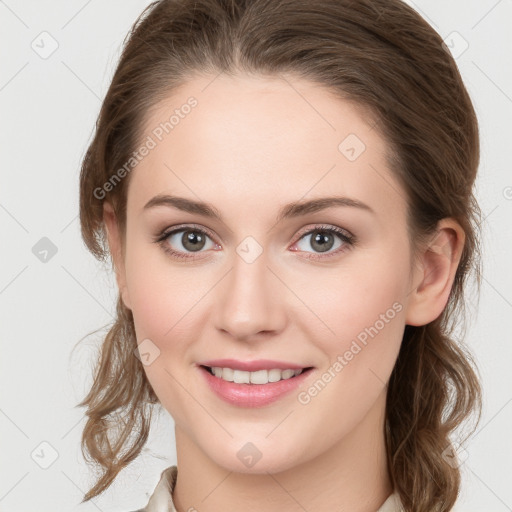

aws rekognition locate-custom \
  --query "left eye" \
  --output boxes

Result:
[292,227,350,255]
[155,224,354,260]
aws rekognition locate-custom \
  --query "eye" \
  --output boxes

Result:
[291,224,355,260]
[154,224,218,259]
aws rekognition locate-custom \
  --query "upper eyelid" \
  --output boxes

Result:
[295,224,352,238]
[159,223,217,241]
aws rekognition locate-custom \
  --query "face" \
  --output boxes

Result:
[109,73,419,474]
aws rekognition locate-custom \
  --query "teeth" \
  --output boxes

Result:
[209,367,304,384]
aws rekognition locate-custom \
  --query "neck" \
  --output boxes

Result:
[172,389,393,512]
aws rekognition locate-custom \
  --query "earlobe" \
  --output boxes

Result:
[405,219,465,326]
[103,202,132,310]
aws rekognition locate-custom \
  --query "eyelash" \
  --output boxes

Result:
[153,223,356,261]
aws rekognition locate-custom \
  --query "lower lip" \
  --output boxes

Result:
[198,365,314,408]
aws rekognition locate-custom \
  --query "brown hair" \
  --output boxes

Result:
[77,1,483,510]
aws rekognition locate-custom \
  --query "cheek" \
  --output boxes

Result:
[123,250,214,388]
[292,247,409,380]
[301,254,407,336]
[123,238,186,342]
[290,264,407,437]
[123,246,199,418]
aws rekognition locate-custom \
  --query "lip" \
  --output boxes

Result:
[197,364,315,408]
[197,359,308,371]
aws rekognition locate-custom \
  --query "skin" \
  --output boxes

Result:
[103,73,465,512]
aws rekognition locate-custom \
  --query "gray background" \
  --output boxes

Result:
[1,0,511,510]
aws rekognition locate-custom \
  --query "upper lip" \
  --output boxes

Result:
[198,359,312,372]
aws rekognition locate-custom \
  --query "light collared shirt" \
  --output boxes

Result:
[131,466,405,512]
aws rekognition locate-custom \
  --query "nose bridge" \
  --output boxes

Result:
[213,241,284,339]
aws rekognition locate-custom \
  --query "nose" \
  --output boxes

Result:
[212,249,287,342]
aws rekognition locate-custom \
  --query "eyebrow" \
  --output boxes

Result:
[142,194,374,223]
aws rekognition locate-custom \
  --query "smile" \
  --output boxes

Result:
[203,365,307,384]
[198,364,315,408]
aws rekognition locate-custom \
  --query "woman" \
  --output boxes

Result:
[77,0,482,510]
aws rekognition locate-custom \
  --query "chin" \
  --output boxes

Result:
[203,437,304,475]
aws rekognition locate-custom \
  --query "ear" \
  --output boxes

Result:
[103,202,132,310]
[405,218,465,326]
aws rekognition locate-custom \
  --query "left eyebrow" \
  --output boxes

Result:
[275,196,374,223]
[142,194,374,223]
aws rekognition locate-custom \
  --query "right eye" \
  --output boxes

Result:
[155,224,219,259]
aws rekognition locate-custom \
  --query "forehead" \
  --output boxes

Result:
[128,73,406,223]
